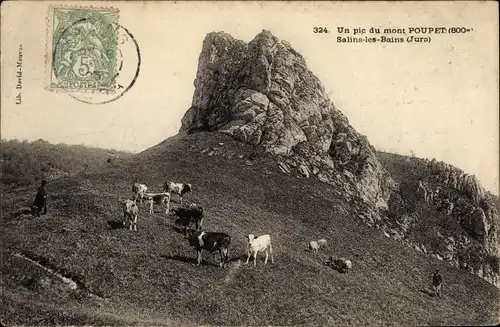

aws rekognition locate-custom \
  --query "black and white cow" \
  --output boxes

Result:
[186,230,231,268]
[164,181,192,204]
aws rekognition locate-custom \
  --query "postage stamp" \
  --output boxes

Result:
[46,6,119,93]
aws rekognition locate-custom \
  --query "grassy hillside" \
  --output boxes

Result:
[1,139,131,188]
[1,133,499,326]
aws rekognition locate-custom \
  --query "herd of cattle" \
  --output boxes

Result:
[122,182,353,272]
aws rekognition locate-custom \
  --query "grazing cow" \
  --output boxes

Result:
[245,234,274,266]
[317,239,328,249]
[132,183,148,203]
[327,256,352,273]
[122,199,139,231]
[309,241,319,253]
[164,181,192,204]
[186,230,231,268]
[143,192,171,214]
[172,205,204,235]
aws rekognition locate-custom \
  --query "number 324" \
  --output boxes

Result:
[313,27,329,33]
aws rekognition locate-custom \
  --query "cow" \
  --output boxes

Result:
[317,239,328,250]
[309,241,319,253]
[172,205,204,235]
[122,199,139,231]
[164,181,192,205]
[132,183,148,203]
[327,256,352,273]
[245,234,274,266]
[143,192,171,214]
[186,230,231,268]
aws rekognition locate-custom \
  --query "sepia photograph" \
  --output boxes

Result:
[1,1,499,326]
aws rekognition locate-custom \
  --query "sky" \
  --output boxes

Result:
[1,1,498,194]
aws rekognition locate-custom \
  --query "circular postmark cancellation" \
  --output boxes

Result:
[47,6,141,104]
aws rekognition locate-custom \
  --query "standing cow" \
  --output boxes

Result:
[172,205,204,235]
[132,183,148,203]
[164,181,192,205]
[122,199,139,231]
[245,234,274,266]
[186,230,231,268]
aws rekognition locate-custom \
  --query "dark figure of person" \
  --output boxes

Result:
[432,269,443,298]
[33,180,48,217]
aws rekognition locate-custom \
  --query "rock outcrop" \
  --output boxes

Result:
[181,30,395,211]
[379,154,500,287]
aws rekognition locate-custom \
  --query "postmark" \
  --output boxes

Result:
[47,6,120,93]
[46,5,141,104]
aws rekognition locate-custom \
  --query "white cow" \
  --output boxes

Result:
[122,199,139,231]
[143,192,171,214]
[164,181,192,205]
[309,241,319,253]
[245,234,274,266]
[132,183,148,203]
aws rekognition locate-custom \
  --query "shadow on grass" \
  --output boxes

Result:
[161,254,217,267]
[420,288,438,297]
[172,224,188,236]
[161,254,195,264]
[161,254,241,267]
[107,220,125,230]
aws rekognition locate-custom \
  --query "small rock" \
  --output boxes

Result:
[278,162,291,174]
[201,148,209,154]
[237,154,244,159]
[218,143,224,145]
[317,172,330,183]
[299,164,310,178]
[208,151,214,156]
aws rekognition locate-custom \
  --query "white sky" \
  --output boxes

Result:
[1,1,498,194]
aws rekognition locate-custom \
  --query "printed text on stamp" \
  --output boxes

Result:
[49,7,119,92]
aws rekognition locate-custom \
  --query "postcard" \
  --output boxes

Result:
[1,1,498,326]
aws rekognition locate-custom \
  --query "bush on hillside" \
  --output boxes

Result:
[485,254,500,274]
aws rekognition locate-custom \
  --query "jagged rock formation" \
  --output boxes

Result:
[424,159,497,253]
[379,154,500,287]
[181,30,395,211]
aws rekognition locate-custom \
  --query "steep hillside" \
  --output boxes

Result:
[377,151,500,286]
[178,29,499,288]
[1,132,499,326]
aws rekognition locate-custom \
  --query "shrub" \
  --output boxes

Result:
[485,254,500,273]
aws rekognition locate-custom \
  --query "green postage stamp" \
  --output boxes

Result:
[47,6,119,92]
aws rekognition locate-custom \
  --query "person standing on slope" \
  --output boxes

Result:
[33,180,48,217]
[432,269,443,298]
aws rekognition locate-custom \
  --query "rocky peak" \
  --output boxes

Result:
[181,30,395,210]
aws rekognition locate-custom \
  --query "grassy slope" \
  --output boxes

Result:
[1,133,499,326]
